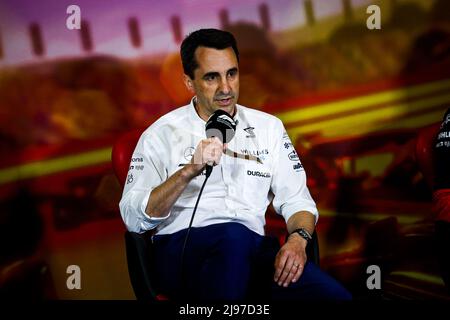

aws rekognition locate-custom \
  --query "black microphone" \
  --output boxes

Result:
[204,109,237,177]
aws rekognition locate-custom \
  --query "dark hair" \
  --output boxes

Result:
[180,28,239,79]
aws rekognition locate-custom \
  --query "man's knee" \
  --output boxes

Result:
[301,262,352,300]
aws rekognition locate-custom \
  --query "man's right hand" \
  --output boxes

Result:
[188,137,227,177]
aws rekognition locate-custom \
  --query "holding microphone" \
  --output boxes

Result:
[189,109,237,178]
[204,110,237,177]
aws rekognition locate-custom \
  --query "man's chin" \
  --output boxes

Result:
[215,102,236,115]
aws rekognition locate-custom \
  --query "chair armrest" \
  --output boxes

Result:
[306,232,320,266]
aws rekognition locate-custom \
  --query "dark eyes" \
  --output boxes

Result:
[228,69,237,77]
[204,70,237,82]
[204,74,217,81]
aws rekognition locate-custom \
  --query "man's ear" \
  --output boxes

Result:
[183,74,195,93]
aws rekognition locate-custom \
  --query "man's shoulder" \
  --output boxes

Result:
[238,104,283,127]
[142,104,190,135]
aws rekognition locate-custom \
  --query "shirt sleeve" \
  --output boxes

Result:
[119,131,170,233]
[270,119,319,225]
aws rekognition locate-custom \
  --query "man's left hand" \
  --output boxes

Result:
[273,234,307,287]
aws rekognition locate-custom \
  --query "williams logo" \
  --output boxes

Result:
[240,149,269,156]
[243,127,256,138]
[288,150,299,161]
[247,170,271,178]
[241,148,268,161]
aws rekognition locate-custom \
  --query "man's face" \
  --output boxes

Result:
[186,46,239,120]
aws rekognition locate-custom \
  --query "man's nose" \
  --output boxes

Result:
[218,77,231,94]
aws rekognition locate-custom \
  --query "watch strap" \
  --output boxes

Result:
[291,228,312,243]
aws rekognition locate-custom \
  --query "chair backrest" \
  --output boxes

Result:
[415,123,440,189]
[112,128,168,301]
[111,128,145,188]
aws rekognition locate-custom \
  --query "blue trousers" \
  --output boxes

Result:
[153,222,352,301]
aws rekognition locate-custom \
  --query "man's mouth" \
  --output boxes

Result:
[215,97,233,106]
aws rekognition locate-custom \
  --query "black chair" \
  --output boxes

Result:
[306,232,320,266]
[124,231,164,301]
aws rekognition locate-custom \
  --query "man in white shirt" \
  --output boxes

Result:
[119,28,351,300]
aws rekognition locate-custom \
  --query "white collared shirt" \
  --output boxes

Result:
[119,99,318,235]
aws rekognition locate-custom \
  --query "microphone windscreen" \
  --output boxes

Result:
[205,110,237,143]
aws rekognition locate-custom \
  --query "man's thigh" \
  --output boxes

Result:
[153,222,261,300]
[195,223,261,300]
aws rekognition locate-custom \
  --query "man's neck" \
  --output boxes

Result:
[193,97,237,121]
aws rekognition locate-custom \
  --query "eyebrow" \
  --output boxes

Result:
[202,67,238,80]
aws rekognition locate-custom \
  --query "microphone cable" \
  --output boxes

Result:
[177,108,236,298]
[179,166,213,297]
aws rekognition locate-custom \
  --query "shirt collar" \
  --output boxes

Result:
[188,96,241,126]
